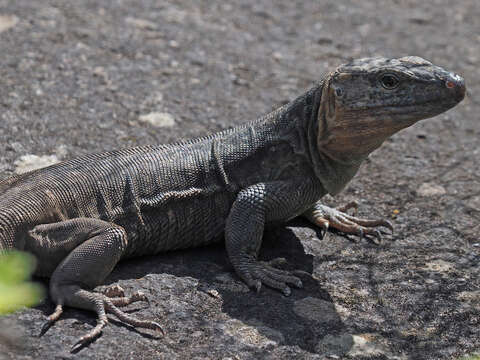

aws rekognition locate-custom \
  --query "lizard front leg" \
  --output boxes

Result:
[303,201,393,243]
[225,181,320,296]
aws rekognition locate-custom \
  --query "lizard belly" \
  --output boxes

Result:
[121,191,234,257]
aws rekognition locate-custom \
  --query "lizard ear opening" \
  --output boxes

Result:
[316,76,337,147]
[325,78,339,125]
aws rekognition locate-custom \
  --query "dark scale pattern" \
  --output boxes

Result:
[0,57,466,349]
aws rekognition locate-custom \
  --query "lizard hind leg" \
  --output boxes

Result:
[30,218,163,351]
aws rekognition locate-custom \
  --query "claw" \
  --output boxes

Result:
[254,280,262,293]
[39,320,53,337]
[71,334,97,353]
[70,318,107,353]
[320,221,329,240]
[383,220,394,234]
[282,286,291,297]
[132,291,149,303]
[143,295,151,306]
[103,284,125,298]
[293,278,303,288]
[151,321,165,337]
[71,334,98,353]
[39,304,63,337]
[372,229,382,245]
[71,339,87,353]
[71,342,82,353]
[357,228,364,240]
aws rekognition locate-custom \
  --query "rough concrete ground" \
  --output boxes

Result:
[0,0,478,359]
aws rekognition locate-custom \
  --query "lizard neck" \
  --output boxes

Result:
[299,79,366,196]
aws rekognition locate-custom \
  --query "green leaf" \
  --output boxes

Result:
[458,355,480,360]
[0,251,44,315]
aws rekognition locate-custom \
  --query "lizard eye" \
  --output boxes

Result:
[380,73,400,89]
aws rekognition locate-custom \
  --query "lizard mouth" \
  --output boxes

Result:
[376,95,463,121]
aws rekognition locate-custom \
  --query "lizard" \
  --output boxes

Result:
[0,56,465,351]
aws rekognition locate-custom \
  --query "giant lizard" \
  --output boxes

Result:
[0,56,466,350]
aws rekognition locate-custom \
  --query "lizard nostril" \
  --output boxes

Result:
[445,74,466,101]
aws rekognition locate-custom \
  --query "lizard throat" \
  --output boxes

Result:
[302,80,366,196]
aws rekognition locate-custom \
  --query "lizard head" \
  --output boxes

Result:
[317,56,465,162]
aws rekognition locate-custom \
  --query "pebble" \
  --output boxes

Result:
[139,112,175,128]
[125,17,157,30]
[466,195,480,211]
[423,259,453,273]
[0,14,18,33]
[14,154,60,174]
[416,182,446,197]
[293,297,339,324]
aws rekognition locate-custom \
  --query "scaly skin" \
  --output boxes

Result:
[0,56,465,351]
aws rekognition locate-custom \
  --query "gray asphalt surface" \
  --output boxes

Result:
[0,1,479,359]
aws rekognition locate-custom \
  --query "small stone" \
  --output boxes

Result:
[272,52,283,60]
[0,14,19,34]
[192,330,203,338]
[416,183,446,197]
[93,66,106,77]
[347,334,394,358]
[317,37,333,45]
[169,40,179,48]
[466,195,480,211]
[223,319,283,346]
[293,297,339,324]
[14,154,60,174]
[139,112,175,128]
[55,145,68,158]
[315,334,353,356]
[424,259,453,273]
[93,66,109,84]
[125,17,157,30]
[457,290,480,306]
[6,142,24,153]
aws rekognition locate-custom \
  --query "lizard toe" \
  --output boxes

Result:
[71,317,108,353]
[251,263,303,295]
[38,304,63,337]
[309,204,394,242]
[235,257,303,295]
[104,298,165,336]
[103,284,125,298]
[106,290,149,307]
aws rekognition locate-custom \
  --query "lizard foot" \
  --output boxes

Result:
[40,286,163,352]
[237,257,303,296]
[308,203,393,244]
[69,292,164,353]
[70,297,164,353]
